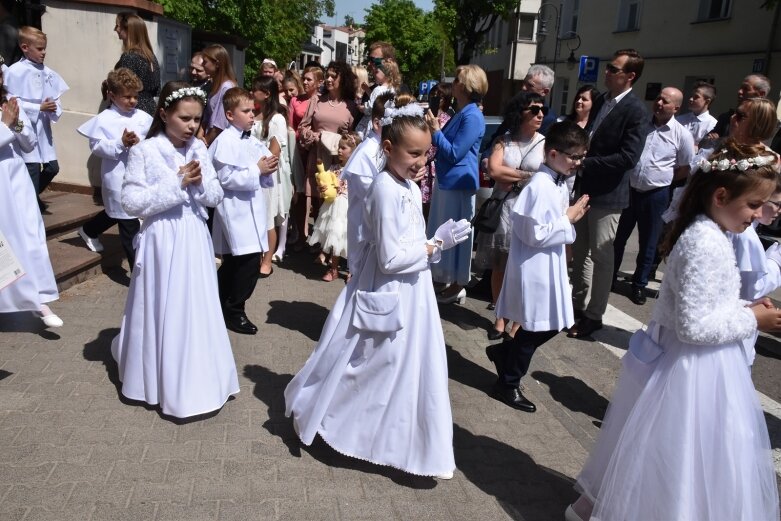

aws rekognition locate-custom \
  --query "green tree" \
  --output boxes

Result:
[155,0,334,85]
[363,0,452,88]
[433,0,517,65]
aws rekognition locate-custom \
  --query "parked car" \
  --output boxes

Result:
[477,116,503,210]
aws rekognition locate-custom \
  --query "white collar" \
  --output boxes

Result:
[607,87,632,105]
[695,110,711,121]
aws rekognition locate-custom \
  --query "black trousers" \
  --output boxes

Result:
[497,329,559,388]
[217,252,261,317]
[27,160,59,194]
[82,211,140,268]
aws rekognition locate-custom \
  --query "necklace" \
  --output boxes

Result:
[327,98,342,107]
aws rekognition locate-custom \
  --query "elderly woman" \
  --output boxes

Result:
[425,64,488,303]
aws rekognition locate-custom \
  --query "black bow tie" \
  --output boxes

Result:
[241,130,251,139]
[556,174,565,185]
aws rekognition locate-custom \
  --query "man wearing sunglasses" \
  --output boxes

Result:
[612,87,694,306]
[568,49,649,339]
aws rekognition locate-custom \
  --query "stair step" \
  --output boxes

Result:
[47,230,124,292]
[41,191,104,239]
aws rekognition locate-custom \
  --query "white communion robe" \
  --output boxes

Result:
[576,215,779,521]
[0,108,58,312]
[285,170,456,477]
[496,165,575,331]
[341,130,382,273]
[4,58,68,163]
[111,134,239,418]
[77,106,153,219]
[210,124,269,255]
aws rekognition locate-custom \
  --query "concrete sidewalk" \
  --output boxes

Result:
[0,253,619,521]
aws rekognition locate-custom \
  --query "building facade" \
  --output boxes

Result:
[298,24,365,69]
[535,0,781,119]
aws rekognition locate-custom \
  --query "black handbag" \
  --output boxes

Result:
[472,189,513,233]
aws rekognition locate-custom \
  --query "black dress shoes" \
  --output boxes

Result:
[491,383,536,413]
[225,313,258,335]
[630,286,647,305]
[487,328,504,341]
[567,317,603,339]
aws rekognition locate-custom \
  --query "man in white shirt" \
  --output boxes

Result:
[676,81,717,148]
[612,87,694,305]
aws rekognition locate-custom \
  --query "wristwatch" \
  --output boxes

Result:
[12,120,23,133]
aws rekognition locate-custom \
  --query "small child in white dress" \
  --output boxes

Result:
[112,82,239,419]
[285,99,471,478]
[567,139,781,521]
[308,131,361,281]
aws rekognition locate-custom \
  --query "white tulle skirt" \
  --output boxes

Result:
[577,323,779,521]
[308,194,348,258]
[111,205,240,418]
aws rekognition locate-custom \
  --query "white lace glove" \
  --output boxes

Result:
[432,218,472,251]
[766,242,781,268]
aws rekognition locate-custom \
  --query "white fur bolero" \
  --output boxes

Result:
[121,134,222,220]
[652,215,757,345]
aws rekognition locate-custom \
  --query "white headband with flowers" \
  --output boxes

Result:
[379,102,424,127]
[698,151,776,173]
[163,87,207,108]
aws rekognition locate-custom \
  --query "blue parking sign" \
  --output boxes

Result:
[579,56,599,83]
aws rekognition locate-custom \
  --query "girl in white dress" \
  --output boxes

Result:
[567,139,781,521]
[307,131,360,282]
[112,82,239,419]
[285,101,471,478]
[251,76,293,276]
[0,75,62,328]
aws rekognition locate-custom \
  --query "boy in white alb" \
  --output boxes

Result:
[487,121,590,412]
[4,26,68,212]
[210,87,278,335]
[76,68,152,267]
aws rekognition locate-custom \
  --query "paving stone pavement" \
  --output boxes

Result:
[0,253,621,521]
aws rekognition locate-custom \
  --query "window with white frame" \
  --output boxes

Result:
[697,0,732,21]
[558,77,570,118]
[560,0,580,36]
[518,14,535,40]
[617,0,642,31]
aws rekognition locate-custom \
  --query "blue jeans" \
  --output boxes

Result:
[613,186,670,289]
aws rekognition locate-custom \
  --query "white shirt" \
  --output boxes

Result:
[590,87,633,137]
[676,110,717,145]
[629,116,694,191]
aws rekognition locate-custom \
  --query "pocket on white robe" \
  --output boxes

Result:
[352,290,403,333]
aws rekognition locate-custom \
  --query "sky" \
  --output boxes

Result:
[331,0,435,25]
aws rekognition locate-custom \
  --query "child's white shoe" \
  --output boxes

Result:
[39,304,63,328]
[435,470,454,480]
[78,227,104,252]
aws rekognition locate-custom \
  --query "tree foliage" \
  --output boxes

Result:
[433,0,517,65]
[363,0,453,88]
[155,0,334,85]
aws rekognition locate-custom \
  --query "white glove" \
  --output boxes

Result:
[433,218,472,251]
[766,242,781,268]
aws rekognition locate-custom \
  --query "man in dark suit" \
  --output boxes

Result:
[568,49,649,339]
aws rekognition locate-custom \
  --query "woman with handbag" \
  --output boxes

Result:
[298,61,360,246]
[474,92,546,339]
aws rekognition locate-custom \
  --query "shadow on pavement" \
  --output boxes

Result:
[446,344,497,395]
[438,300,494,332]
[756,335,781,361]
[242,363,437,490]
[454,424,576,520]
[0,369,11,382]
[0,311,61,339]
[531,370,609,421]
[266,300,329,341]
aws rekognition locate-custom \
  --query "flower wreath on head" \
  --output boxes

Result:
[698,149,777,173]
[379,101,424,127]
[163,87,208,109]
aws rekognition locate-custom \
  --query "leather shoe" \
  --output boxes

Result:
[225,313,258,335]
[567,317,603,339]
[491,383,536,412]
[487,328,503,341]
[630,286,646,305]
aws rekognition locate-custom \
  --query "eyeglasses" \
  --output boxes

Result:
[525,105,549,116]
[605,64,625,74]
[766,200,781,210]
[734,110,747,122]
[557,150,587,162]
[364,56,383,68]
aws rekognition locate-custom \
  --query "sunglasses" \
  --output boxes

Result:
[525,105,549,116]
[557,150,587,162]
[734,110,747,122]
[605,64,625,74]
[364,56,383,68]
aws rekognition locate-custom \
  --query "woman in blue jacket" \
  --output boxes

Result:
[425,64,488,303]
